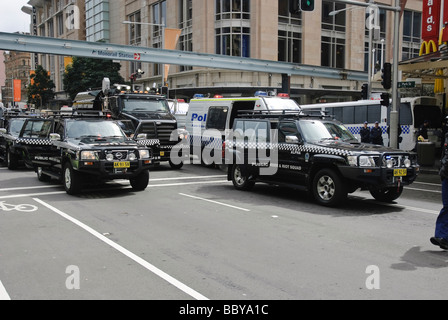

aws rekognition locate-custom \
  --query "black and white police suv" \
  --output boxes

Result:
[0,115,50,170]
[31,114,153,195]
[225,112,420,207]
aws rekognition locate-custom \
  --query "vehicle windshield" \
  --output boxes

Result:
[265,98,300,110]
[299,120,357,143]
[66,120,126,141]
[9,119,26,137]
[122,99,170,113]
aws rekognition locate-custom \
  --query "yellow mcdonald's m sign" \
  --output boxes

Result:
[419,40,438,56]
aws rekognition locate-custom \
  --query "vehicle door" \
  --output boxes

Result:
[276,121,306,184]
[19,118,56,167]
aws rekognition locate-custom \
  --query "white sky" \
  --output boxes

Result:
[0,1,33,34]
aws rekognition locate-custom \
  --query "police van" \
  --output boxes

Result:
[184,92,300,165]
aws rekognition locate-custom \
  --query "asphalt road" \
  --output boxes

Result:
[0,163,446,301]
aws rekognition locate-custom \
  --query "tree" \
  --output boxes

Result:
[63,57,125,100]
[27,65,55,108]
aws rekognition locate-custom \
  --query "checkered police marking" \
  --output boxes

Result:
[16,138,53,146]
[227,141,354,156]
[137,139,160,147]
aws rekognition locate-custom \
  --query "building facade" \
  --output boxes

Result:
[26,0,424,104]
[2,49,32,108]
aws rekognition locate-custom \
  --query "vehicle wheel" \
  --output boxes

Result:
[130,170,149,191]
[312,169,347,207]
[7,150,19,170]
[37,167,51,182]
[231,164,255,191]
[169,159,184,170]
[63,162,82,195]
[370,186,403,203]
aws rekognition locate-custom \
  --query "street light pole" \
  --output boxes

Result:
[389,0,401,149]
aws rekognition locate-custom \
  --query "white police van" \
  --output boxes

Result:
[184,92,300,165]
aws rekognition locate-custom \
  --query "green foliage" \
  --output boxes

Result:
[27,65,55,108]
[63,57,125,100]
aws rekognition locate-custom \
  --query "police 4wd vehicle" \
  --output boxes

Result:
[226,112,420,207]
[73,78,183,169]
[32,114,152,195]
[0,115,51,170]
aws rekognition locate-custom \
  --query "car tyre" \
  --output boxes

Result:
[169,159,184,170]
[64,162,82,195]
[312,168,347,207]
[7,150,19,170]
[130,170,149,191]
[231,164,255,191]
[370,186,403,203]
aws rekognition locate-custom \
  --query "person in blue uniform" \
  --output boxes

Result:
[360,122,370,143]
[431,134,448,250]
[370,121,383,145]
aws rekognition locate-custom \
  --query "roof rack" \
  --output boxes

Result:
[236,109,333,120]
[45,110,112,119]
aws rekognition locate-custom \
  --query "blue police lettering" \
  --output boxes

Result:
[191,113,207,122]
[223,305,268,315]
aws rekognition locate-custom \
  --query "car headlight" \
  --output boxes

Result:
[359,156,376,167]
[347,155,358,167]
[129,152,137,161]
[80,151,98,161]
[139,149,150,159]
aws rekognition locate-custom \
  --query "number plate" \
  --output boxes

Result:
[160,151,165,157]
[114,162,130,169]
[394,169,407,177]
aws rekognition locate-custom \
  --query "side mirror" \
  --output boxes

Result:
[285,135,299,144]
[0,128,6,135]
[49,133,61,141]
[136,133,147,140]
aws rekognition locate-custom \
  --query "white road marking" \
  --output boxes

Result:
[389,204,440,215]
[148,180,229,188]
[0,185,59,192]
[0,281,11,300]
[149,175,226,182]
[33,198,209,301]
[406,187,441,194]
[0,191,67,200]
[179,193,250,212]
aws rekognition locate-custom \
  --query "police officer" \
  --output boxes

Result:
[431,133,448,250]
[360,122,370,143]
[370,121,383,145]
[418,120,430,140]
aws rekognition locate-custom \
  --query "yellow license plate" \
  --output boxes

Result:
[394,169,407,177]
[114,162,130,169]
[160,151,165,157]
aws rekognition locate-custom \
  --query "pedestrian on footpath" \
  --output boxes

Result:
[431,132,448,250]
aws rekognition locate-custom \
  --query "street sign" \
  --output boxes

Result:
[398,81,416,89]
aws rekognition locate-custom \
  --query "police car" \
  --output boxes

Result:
[185,92,300,165]
[29,112,153,195]
[225,111,420,207]
[0,114,49,169]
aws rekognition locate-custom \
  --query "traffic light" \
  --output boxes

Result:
[289,0,315,13]
[380,93,390,107]
[300,0,315,11]
[381,62,392,90]
[361,83,368,100]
